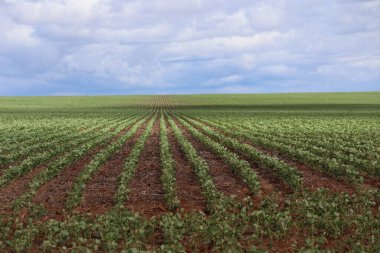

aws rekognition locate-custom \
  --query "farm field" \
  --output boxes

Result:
[0,92,379,252]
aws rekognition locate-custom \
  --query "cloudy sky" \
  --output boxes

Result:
[0,0,379,95]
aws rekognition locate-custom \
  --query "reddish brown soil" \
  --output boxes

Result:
[363,176,380,189]
[258,228,306,253]
[173,117,251,200]
[165,117,206,211]
[250,172,279,207]
[32,119,142,218]
[194,118,356,194]
[125,117,167,217]
[0,163,50,212]
[253,145,356,194]
[179,117,285,198]
[76,118,150,215]
[32,149,102,218]
[247,155,292,195]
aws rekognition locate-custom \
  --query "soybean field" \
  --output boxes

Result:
[0,93,379,252]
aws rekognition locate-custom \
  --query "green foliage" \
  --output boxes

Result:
[66,115,149,210]
[177,115,261,194]
[159,111,180,210]
[115,114,157,206]
[0,93,379,252]
[167,113,225,211]
[181,115,303,190]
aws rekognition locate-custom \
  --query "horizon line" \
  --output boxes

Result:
[1,90,379,98]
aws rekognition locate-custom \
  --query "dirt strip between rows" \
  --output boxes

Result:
[76,117,151,215]
[0,162,52,212]
[172,116,251,201]
[31,118,145,219]
[178,116,288,198]
[192,117,357,194]
[0,121,122,176]
[255,146,356,193]
[164,116,206,212]
[0,121,134,214]
[363,176,380,189]
[125,116,167,217]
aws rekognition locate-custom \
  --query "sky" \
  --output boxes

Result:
[0,0,379,95]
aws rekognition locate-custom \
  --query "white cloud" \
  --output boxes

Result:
[0,0,379,95]
[316,58,380,82]
[259,65,299,76]
[0,16,39,50]
[7,0,104,25]
[161,31,290,61]
[220,75,244,83]
[246,1,285,31]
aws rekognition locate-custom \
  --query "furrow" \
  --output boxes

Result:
[164,115,206,212]
[32,115,147,218]
[172,116,252,200]
[125,114,167,217]
[65,114,151,210]
[76,116,152,214]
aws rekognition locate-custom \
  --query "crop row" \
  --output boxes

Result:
[0,114,130,159]
[166,114,224,211]
[66,115,151,210]
[0,115,141,188]
[196,117,363,183]
[115,114,157,206]
[0,116,117,153]
[0,130,99,189]
[175,116,261,194]
[159,111,180,210]
[232,120,379,176]
[0,116,129,169]
[179,115,303,190]
[12,115,146,210]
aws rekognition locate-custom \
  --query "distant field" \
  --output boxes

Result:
[0,92,379,252]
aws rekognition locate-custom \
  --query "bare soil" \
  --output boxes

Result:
[125,117,167,217]
[254,145,356,194]
[32,119,143,218]
[173,117,251,200]
[75,118,151,215]
[165,117,206,211]
[195,118,357,194]
[181,117,285,197]
[0,162,50,212]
